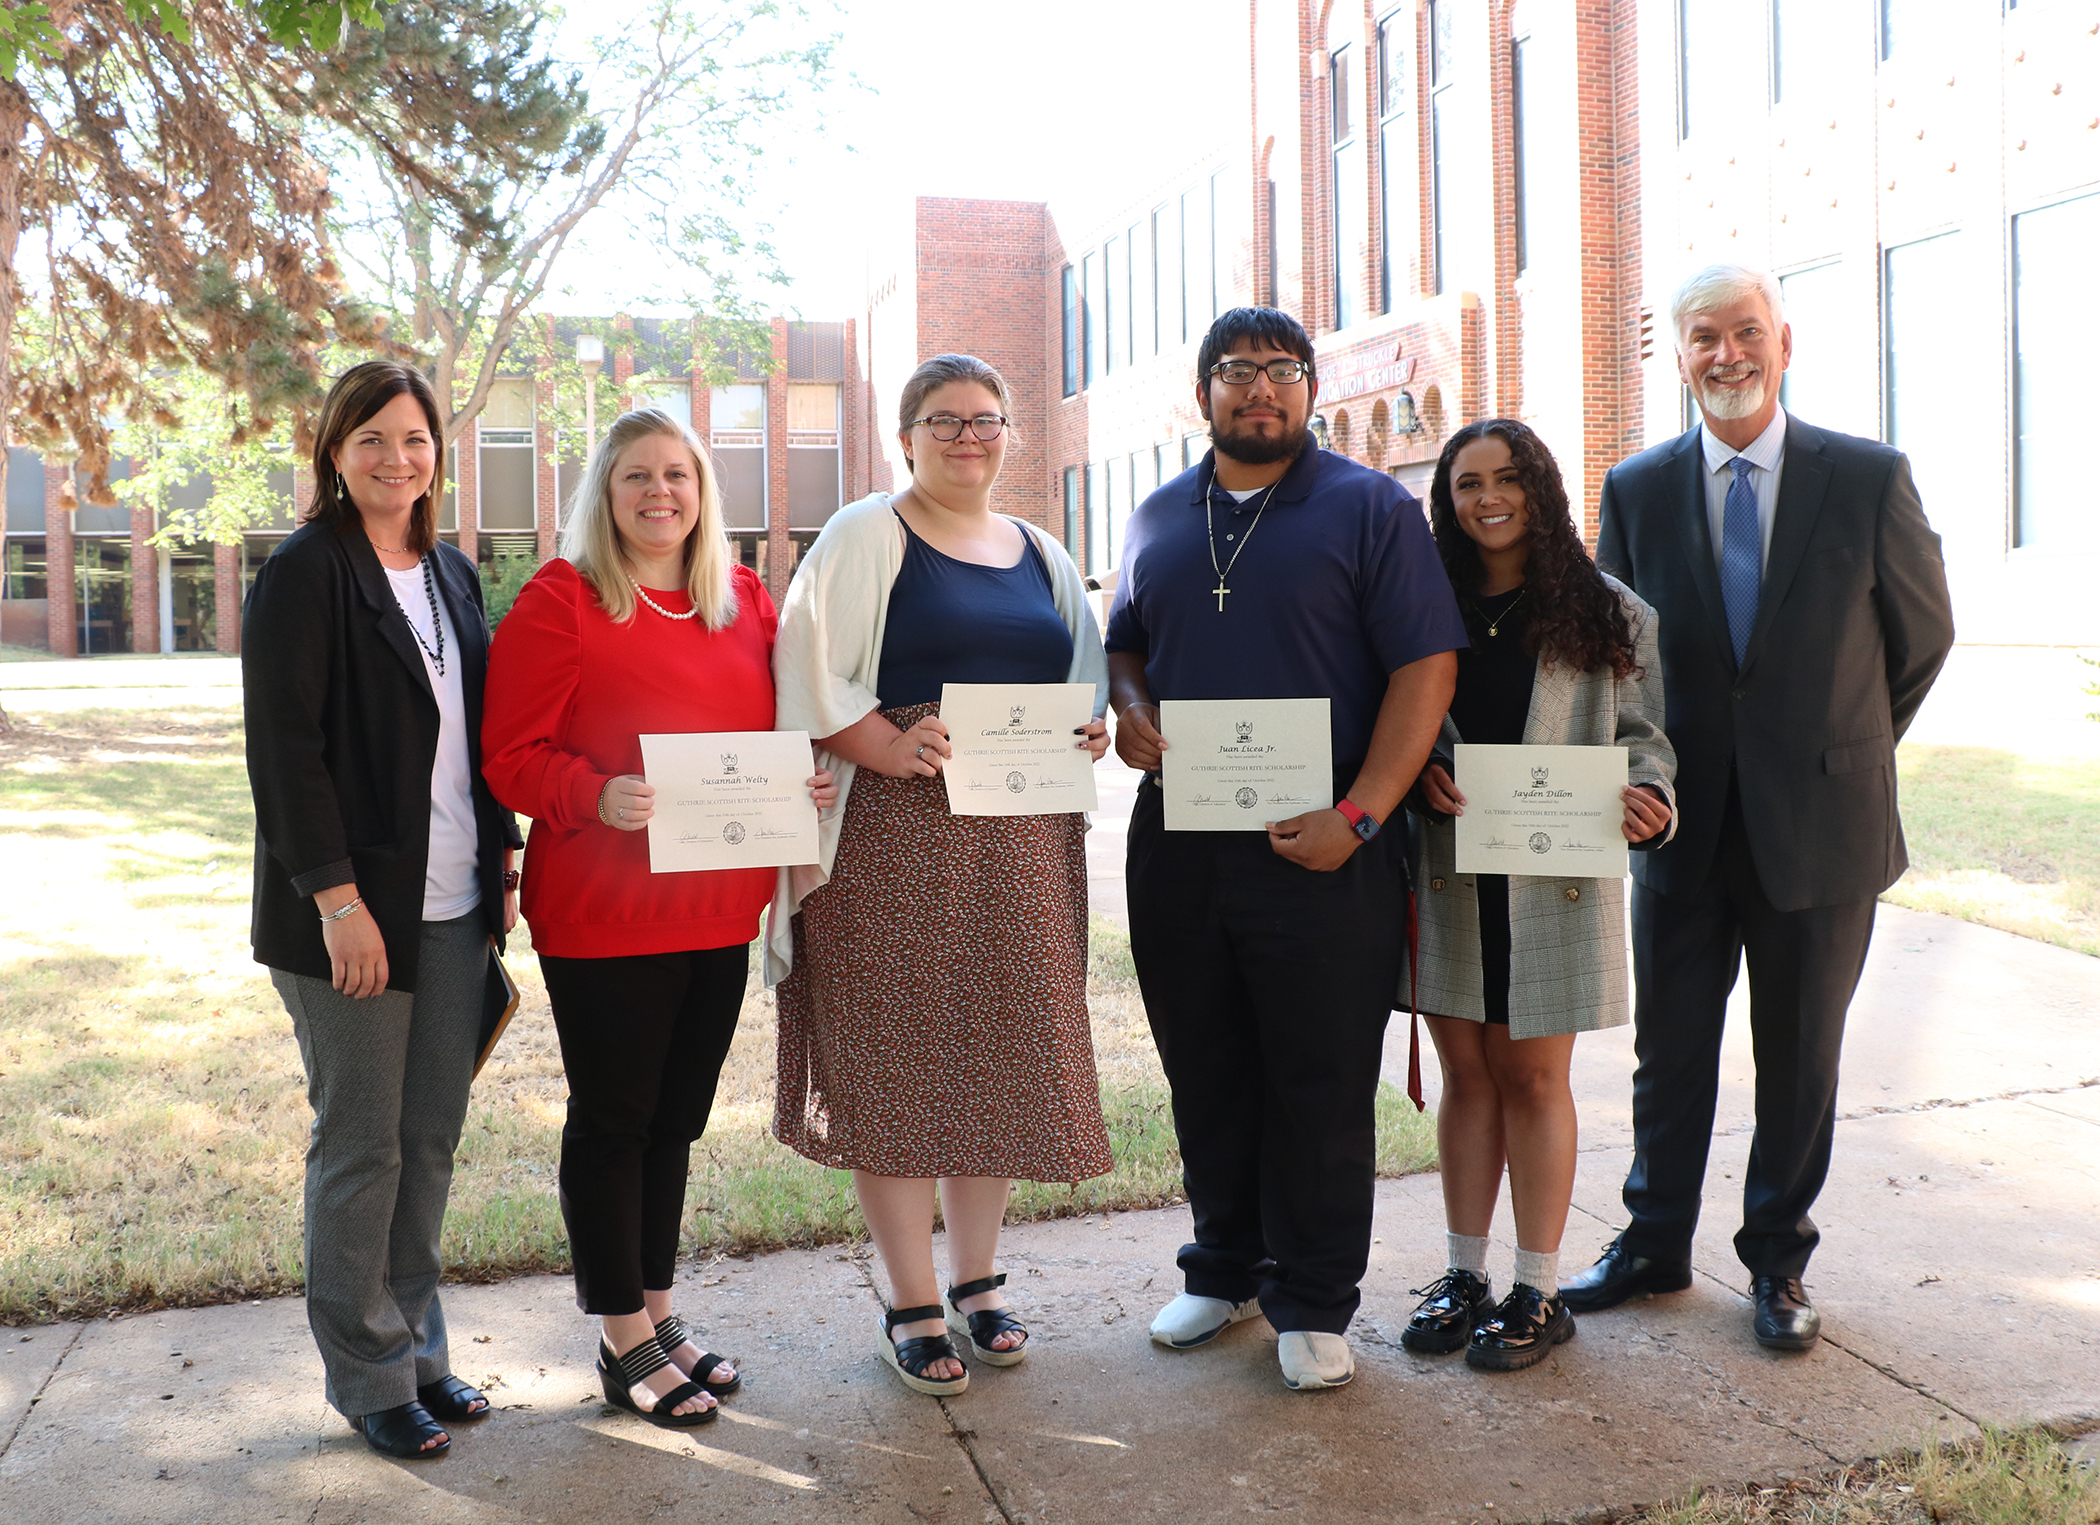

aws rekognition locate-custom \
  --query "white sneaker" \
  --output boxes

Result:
[1149,1293,1261,1349]
[1277,1331,1354,1390]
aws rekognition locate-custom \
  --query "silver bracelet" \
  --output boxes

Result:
[318,896,364,924]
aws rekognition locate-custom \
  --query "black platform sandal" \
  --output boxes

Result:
[596,1336,717,1428]
[350,1399,451,1459]
[654,1313,741,1398]
[415,1374,490,1421]
[947,1274,1028,1367]
[878,1304,969,1396]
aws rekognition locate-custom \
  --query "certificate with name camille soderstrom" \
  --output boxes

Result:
[939,683,1100,817]
[638,730,820,873]
[1159,697,1332,831]
[1453,743,1629,878]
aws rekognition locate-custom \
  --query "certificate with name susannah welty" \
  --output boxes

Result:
[1453,743,1629,877]
[638,730,820,873]
[1159,698,1332,831]
[939,682,1100,817]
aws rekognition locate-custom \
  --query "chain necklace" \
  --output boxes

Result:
[390,558,447,677]
[630,576,701,621]
[1471,586,1528,639]
[1203,466,1283,613]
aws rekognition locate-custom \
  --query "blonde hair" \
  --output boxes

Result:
[560,407,740,630]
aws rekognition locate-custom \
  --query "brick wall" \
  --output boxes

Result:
[44,462,74,658]
[129,502,158,654]
[765,317,790,600]
[214,542,240,654]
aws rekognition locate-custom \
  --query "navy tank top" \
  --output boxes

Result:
[875,511,1075,707]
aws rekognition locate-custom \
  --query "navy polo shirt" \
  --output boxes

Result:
[1105,444,1466,774]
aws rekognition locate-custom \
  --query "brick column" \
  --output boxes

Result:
[765,316,790,601]
[44,462,76,658]
[213,542,240,654]
[613,312,635,411]
[534,316,559,561]
[841,317,861,501]
[129,500,159,653]
[453,418,479,563]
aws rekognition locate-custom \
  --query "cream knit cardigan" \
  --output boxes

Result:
[764,492,1110,986]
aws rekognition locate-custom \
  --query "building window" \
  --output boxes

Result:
[1883,232,1965,539]
[1105,233,1123,376]
[1677,0,1723,141]
[477,377,538,534]
[1085,462,1105,576]
[1771,0,1826,105]
[1429,0,1455,294]
[1061,265,1078,397]
[1512,26,1533,277]
[2013,194,2100,548]
[1063,466,1080,550]
[1377,9,1409,313]
[1777,262,1848,433]
[1183,431,1207,469]
[1879,0,1898,61]
[1152,204,1179,353]
[1183,179,1212,340]
[1211,168,1233,320]
[1083,250,1102,388]
[1332,42,1365,331]
[710,384,768,533]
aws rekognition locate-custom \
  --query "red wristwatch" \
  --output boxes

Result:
[1334,799,1381,842]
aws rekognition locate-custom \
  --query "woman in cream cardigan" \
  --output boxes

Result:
[1402,418,1677,1372]
[768,354,1112,1398]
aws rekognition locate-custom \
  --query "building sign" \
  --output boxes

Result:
[1317,339,1418,403]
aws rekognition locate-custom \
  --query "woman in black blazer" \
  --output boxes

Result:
[243,360,521,1461]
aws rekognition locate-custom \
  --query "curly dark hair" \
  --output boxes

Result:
[1428,418,1640,680]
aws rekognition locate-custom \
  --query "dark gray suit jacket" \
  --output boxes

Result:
[1594,416,1954,912]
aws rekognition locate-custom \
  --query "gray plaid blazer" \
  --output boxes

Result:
[1409,579,1677,1040]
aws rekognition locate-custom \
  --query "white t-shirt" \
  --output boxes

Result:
[384,562,482,921]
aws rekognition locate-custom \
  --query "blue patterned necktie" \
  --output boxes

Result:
[1720,456,1762,665]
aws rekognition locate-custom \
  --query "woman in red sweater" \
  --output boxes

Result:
[483,407,832,1430]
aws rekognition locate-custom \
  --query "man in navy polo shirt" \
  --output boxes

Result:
[1107,306,1465,1390]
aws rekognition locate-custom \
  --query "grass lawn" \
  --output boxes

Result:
[0,707,1434,1321]
[0,643,62,663]
[1888,744,2100,957]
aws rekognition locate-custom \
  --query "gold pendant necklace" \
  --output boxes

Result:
[1472,587,1527,637]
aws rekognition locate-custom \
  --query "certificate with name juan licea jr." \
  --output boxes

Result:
[1158,697,1332,831]
[1453,743,1629,878]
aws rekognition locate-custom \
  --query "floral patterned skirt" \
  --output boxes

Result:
[773,703,1113,1183]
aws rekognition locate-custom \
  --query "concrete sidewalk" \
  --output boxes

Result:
[2,902,2094,1524]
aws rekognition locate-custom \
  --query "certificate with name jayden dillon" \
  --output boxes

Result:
[940,683,1099,817]
[638,730,820,873]
[1159,697,1332,831]
[1453,743,1629,877]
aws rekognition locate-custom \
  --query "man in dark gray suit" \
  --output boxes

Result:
[1562,263,1955,1349]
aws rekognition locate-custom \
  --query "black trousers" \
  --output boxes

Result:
[1622,784,1877,1279]
[1125,776,1405,1334]
[539,944,748,1314]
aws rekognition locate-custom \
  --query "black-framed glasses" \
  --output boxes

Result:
[912,413,1009,442]
[1208,358,1309,386]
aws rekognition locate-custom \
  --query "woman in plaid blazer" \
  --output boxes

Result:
[1399,419,1678,1373]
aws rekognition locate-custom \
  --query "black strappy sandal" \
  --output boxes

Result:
[350,1399,450,1459]
[947,1274,1028,1367]
[878,1304,969,1396]
[596,1336,717,1428]
[654,1314,741,1398]
[415,1374,490,1421]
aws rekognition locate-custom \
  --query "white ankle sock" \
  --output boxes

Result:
[1514,1247,1560,1292]
[1446,1232,1490,1277]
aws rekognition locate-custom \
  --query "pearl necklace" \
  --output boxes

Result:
[630,576,700,621]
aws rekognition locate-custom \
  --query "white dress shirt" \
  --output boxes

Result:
[1699,407,1789,575]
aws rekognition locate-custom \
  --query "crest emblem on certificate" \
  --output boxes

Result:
[1005,770,1027,793]
[1235,786,1258,809]
[721,753,739,774]
[1528,831,1552,854]
[1531,764,1549,788]
[1009,704,1027,726]
[723,821,747,844]
[1235,720,1255,743]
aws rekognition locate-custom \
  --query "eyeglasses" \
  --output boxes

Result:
[911,413,1009,442]
[1208,358,1309,386]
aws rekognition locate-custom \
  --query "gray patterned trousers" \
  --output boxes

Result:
[270,912,487,1417]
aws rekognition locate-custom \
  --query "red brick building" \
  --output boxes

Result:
[863,0,2100,644]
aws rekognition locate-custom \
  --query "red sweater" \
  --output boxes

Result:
[482,558,779,958]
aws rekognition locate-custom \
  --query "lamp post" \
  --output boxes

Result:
[575,334,605,449]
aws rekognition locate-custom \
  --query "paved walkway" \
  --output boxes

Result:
[2,901,2093,1524]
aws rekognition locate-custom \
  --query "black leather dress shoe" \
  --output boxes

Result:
[1558,1235,1693,1312]
[1751,1276,1822,1350]
[1466,1283,1575,1371]
[1401,1269,1494,1355]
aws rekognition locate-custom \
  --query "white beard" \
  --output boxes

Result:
[1698,371,1769,421]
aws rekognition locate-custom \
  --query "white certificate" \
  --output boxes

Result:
[638,730,820,873]
[1453,743,1629,878]
[940,682,1099,817]
[1159,697,1332,831]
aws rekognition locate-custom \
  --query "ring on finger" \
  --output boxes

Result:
[914,744,926,758]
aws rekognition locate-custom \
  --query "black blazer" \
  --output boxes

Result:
[242,518,521,991]
[1594,416,1954,913]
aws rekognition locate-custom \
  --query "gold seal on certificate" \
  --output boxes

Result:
[1159,697,1332,831]
[1453,743,1629,877]
[940,682,1099,817]
[638,730,820,873]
